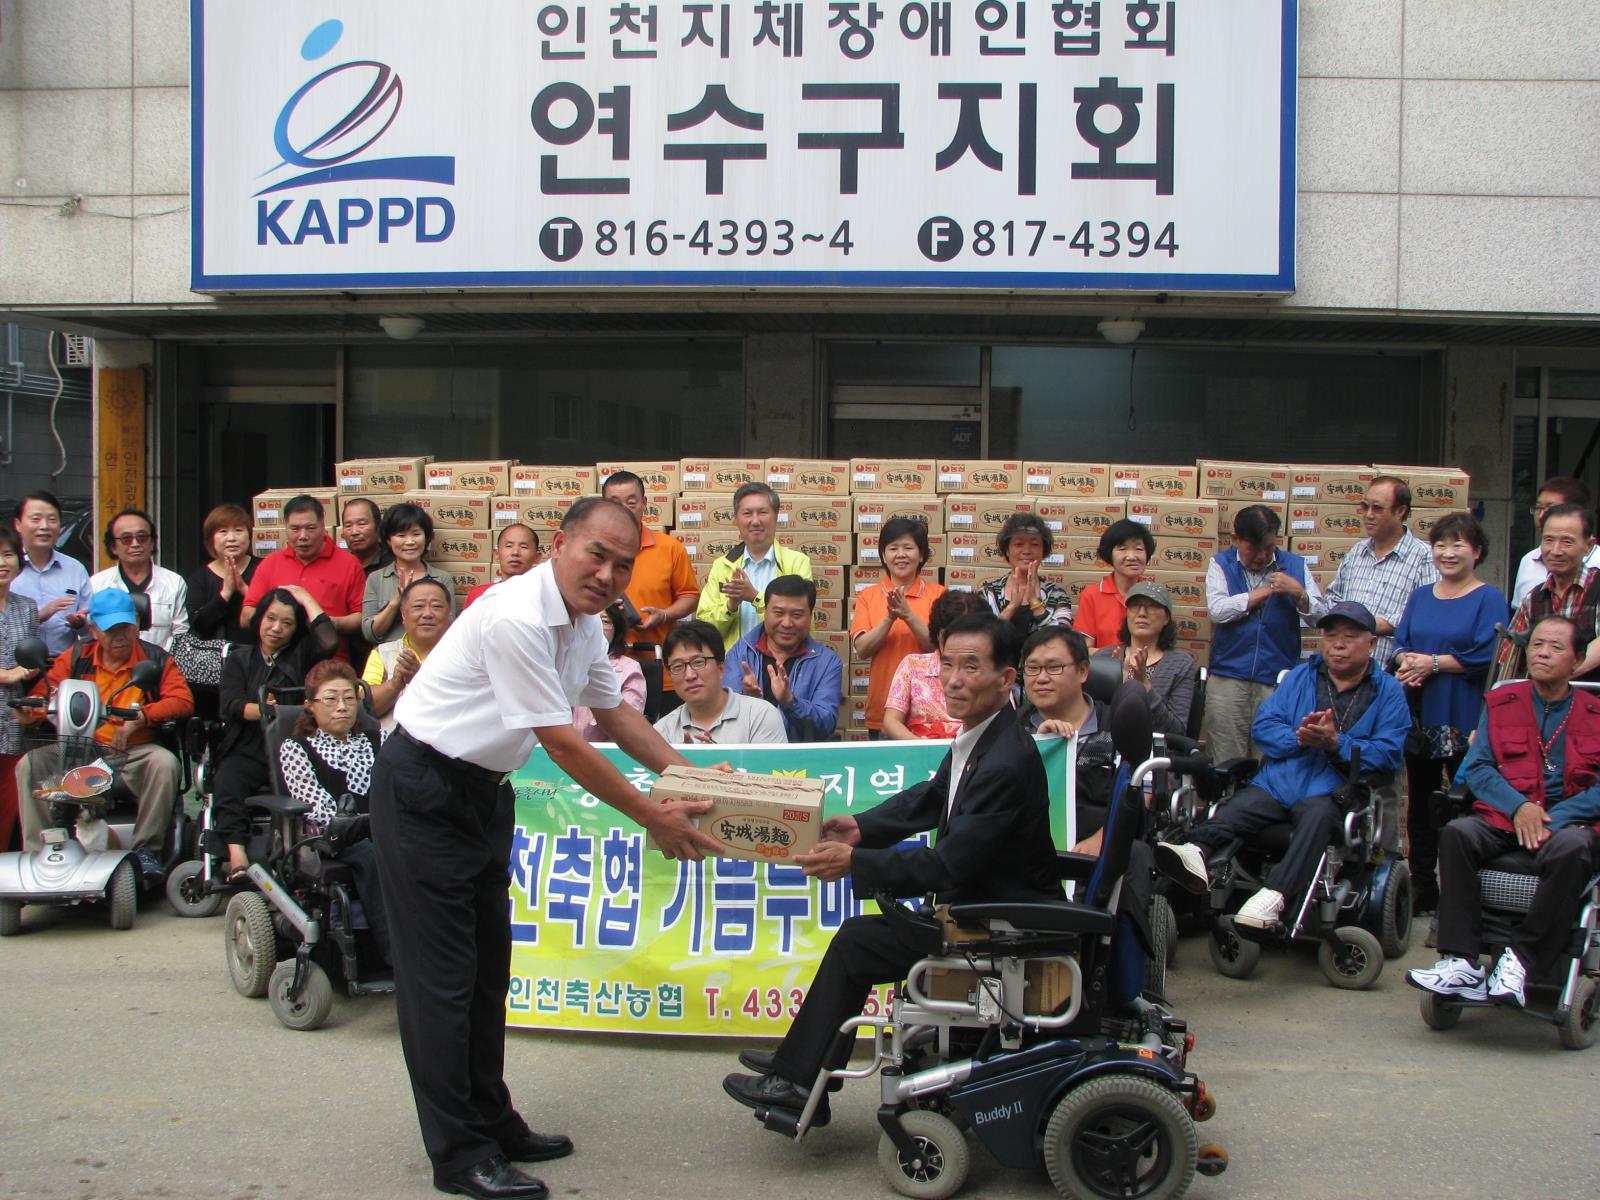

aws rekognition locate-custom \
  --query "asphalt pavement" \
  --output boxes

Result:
[1,899,1596,1200]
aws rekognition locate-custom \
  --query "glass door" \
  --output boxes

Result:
[1509,367,1600,584]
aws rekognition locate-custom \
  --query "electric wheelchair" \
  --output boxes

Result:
[222,688,394,1030]
[1414,786,1600,1049]
[1191,745,1412,989]
[748,686,1228,1200]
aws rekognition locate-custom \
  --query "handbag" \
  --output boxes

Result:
[171,630,228,688]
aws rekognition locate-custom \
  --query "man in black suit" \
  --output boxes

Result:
[722,613,1062,1120]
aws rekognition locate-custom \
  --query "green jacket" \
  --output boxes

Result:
[694,544,813,649]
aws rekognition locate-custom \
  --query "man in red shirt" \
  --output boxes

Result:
[602,470,699,708]
[16,590,194,880]
[242,494,366,658]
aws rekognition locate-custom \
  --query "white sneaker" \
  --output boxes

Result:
[1234,888,1286,929]
[1487,947,1528,1007]
[1155,842,1209,894]
[1406,957,1487,1000]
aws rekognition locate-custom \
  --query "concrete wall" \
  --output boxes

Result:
[1,0,1597,317]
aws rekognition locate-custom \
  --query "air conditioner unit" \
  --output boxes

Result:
[60,335,92,368]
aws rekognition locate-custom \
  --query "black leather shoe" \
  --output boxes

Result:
[499,1129,573,1164]
[737,1048,842,1092]
[721,1072,830,1127]
[737,1048,776,1073]
[432,1154,548,1200]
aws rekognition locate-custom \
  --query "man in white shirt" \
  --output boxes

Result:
[722,614,1062,1124]
[369,497,720,1200]
[86,508,188,650]
[1511,476,1600,608]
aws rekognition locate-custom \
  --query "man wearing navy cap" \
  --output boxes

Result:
[1155,600,1411,929]
[15,590,193,881]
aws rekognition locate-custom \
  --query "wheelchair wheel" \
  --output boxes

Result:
[269,959,335,1032]
[1207,918,1260,980]
[1418,991,1462,1031]
[1043,1074,1197,1200]
[1557,977,1598,1050]
[1147,896,1173,999]
[1318,927,1383,990]
[0,899,20,937]
[165,859,223,919]
[877,1109,970,1200]
[1378,860,1412,958]
[106,859,137,930]
[225,891,277,997]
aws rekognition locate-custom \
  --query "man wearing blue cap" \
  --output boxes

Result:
[1155,601,1411,929]
[15,590,193,881]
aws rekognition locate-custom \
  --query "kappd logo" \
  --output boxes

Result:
[256,19,456,247]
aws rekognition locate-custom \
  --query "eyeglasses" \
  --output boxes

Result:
[666,655,718,677]
[113,532,152,545]
[1530,503,1555,517]
[1023,662,1075,677]
[1354,502,1390,514]
[314,695,358,709]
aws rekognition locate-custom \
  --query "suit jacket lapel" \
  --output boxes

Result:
[938,708,1016,835]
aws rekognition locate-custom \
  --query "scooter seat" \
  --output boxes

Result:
[1485,848,1538,875]
[947,900,1114,938]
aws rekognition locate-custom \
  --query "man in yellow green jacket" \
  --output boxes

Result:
[695,482,812,650]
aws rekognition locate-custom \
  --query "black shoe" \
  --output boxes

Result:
[499,1129,573,1164]
[432,1154,547,1200]
[737,1048,844,1093]
[722,1072,830,1127]
[738,1048,777,1074]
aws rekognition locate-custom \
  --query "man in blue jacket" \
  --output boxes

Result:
[1202,504,1328,763]
[1158,601,1410,929]
[721,574,843,742]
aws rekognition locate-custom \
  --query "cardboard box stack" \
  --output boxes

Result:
[252,456,1471,732]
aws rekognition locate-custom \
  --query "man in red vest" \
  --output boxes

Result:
[1409,615,1600,1007]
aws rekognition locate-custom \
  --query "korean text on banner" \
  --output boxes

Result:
[505,737,1074,1036]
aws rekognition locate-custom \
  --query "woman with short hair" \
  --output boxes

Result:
[1074,518,1154,650]
[573,601,647,743]
[1093,580,1197,737]
[849,517,946,737]
[361,502,457,645]
[280,658,390,962]
[182,502,261,719]
[1391,511,1509,912]
[880,590,987,740]
[978,513,1073,636]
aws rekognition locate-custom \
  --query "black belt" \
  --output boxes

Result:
[393,726,513,787]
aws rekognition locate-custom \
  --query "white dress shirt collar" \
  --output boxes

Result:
[946,708,1003,816]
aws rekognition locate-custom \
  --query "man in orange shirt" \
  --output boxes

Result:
[15,590,194,880]
[602,470,699,710]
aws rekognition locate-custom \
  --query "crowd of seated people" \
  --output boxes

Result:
[8,485,1594,1000]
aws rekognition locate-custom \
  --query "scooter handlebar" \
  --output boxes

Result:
[105,703,144,722]
[7,697,46,710]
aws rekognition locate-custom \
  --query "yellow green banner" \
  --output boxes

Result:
[506,737,1073,1036]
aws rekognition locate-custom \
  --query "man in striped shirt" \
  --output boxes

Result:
[1327,476,1439,670]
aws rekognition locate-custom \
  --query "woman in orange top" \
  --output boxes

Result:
[1074,518,1154,649]
[849,518,945,735]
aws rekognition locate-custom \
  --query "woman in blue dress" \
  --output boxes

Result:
[1392,512,1509,913]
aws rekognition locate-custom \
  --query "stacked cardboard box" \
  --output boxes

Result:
[250,456,1473,706]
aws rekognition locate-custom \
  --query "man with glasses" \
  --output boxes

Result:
[87,508,189,650]
[10,490,90,653]
[241,494,367,660]
[1494,502,1600,684]
[1511,476,1600,608]
[1328,476,1438,670]
[653,618,788,745]
[721,614,1061,1124]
